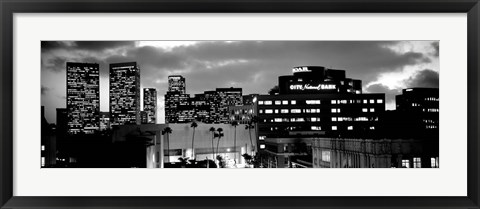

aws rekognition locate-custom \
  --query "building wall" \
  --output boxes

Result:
[66,62,100,134]
[109,62,141,126]
[312,138,439,168]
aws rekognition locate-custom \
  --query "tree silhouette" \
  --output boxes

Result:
[231,121,239,165]
[162,127,172,163]
[190,121,198,159]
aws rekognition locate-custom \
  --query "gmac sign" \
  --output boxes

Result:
[292,67,311,73]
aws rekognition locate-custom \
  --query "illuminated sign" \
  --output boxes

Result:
[292,67,311,73]
[290,84,336,91]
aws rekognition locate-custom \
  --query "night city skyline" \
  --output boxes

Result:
[41,41,439,124]
[41,41,439,169]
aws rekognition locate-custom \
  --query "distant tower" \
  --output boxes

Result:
[164,75,191,123]
[168,75,186,94]
[109,62,141,126]
[143,88,157,124]
[66,62,100,134]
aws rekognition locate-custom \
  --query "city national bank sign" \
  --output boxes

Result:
[290,84,336,91]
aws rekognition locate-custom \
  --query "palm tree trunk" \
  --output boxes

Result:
[248,128,253,155]
[211,134,215,160]
[191,128,195,159]
[234,127,237,164]
[216,137,220,158]
[166,134,170,163]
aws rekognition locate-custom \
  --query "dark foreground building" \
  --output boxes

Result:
[256,66,386,168]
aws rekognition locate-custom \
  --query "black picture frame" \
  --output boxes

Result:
[1,0,479,208]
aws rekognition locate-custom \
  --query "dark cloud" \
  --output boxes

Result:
[41,41,135,52]
[41,86,49,95]
[405,69,439,88]
[431,42,439,57]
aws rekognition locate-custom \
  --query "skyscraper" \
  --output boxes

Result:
[165,75,190,123]
[168,75,186,93]
[66,62,100,134]
[109,62,141,126]
[143,88,157,124]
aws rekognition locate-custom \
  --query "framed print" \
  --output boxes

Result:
[1,0,479,208]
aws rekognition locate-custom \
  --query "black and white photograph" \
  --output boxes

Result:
[41,41,439,168]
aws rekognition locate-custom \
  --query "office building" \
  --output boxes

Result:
[143,88,157,124]
[109,62,141,126]
[66,62,100,134]
[381,88,439,139]
[256,66,385,168]
[164,75,243,124]
[312,138,439,168]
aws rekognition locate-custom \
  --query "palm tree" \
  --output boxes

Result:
[209,127,216,160]
[215,128,224,156]
[245,123,254,155]
[190,121,198,159]
[231,121,239,164]
[162,127,172,163]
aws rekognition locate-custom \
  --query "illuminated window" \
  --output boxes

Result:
[321,151,331,162]
[370,108,375,112]
[291,118,304,122]
[41,157,45,167]
[413,157,422,168]
[331,100,337,104]
[362,108,368,112]
[306,100,321,104]
[339,100,347,104]
[431,158,439,168]
[291,109,301,113]
[370,126,375,130]
[363,99,368,104]
[260,144,266,149]
[274,109,279,113]
[331,108,340,113]
[264,101,272,105]
[311,126,321,130]
[259,110,263,114]
[377,99,383,103]
[282,100,288,105]
[370,99,375,103]
[41,145,45,151]
[258,101,264,105]
[265,109,273,114]
[280,109,289,113]
[259,136,266,140]
[310,117,320,122]
[402,159,410,168]
[291,100,296,105]
[347,126,353,130]
[274,118,282,122]
[332,126,337,130]
[275,100,281,105]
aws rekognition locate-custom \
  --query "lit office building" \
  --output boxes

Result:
[382,88,439,139]
[99,112,110,131]
[143,88,157,124]
[168,75,186,93]
[256,66,385,168]
[109,62,141,126]
[66,62,100,134]
[216,87,243,123]
[164,75,243,124]
[165,75,191,123]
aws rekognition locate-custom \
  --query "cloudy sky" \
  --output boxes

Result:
[41,41,439,124]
